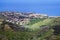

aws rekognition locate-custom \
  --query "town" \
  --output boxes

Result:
[0,11,48,26]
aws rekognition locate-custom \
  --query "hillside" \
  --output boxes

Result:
[0,13,60,40]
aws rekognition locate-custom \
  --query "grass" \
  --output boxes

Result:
[29,18,53,30]
[39,29,54,40]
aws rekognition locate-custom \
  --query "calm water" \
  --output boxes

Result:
[0,3,60,16]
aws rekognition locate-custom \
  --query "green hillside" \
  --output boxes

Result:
[28,18,53,30]
[0,17,60,40]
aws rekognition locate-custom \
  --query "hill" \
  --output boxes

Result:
[0,12,60,40]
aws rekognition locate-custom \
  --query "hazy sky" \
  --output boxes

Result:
[0,0,60,16]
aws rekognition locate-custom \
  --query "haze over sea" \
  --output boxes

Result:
[0,0,60,16]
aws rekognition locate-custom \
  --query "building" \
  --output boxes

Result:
[29,13,48,18]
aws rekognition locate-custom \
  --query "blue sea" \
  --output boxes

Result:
[0,2,60,16]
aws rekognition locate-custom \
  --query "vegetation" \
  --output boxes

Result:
[0,17,60,40]
[27,18,44,25]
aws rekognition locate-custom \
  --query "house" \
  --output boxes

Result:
[29,13,48,19]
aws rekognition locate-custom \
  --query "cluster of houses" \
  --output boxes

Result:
[0,11,48,25]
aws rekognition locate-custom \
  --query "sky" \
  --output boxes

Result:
[0,0,60,16]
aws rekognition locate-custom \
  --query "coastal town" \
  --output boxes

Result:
[0,11,48,25]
